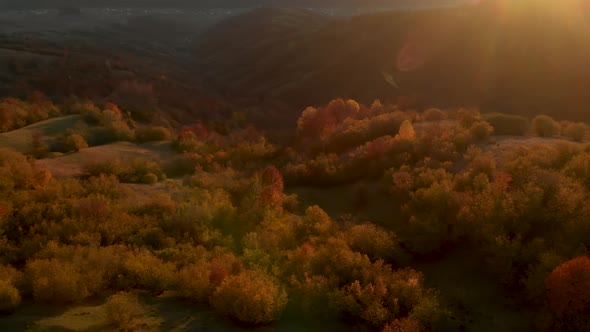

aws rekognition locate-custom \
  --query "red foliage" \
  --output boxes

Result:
[209,265,230,287]
[105,102,123,119]
[492,171,512,194]
[258,166,285,208]
[545,256,590,315]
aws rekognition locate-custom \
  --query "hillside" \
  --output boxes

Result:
[1,1,590,331]
[195,0,590,121]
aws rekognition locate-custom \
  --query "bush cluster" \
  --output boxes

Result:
[85,157,165,184]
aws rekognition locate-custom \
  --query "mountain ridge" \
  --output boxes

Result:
[195,1,590,121]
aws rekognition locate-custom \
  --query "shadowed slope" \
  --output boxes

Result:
[196,1,590,120]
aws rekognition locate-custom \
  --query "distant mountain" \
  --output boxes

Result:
[195,0,590,121]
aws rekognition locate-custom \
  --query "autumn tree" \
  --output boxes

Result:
[104,291,151,331]
[397,120,416,141]
[257,166,284,209]
[210,269,287,325]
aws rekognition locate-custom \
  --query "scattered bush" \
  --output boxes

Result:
[533,115,560,137]
[210,269,287,325]
[469,121,494,141]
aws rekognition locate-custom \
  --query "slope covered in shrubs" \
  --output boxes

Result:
[0,96,589,331]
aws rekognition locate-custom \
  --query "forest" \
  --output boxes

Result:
[1,0,590,331]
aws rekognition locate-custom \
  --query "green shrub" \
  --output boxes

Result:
[484,113,530,136]
[0,280,21,312]
[533,115,560,137]
[564,123,588,142]
[210,269,287,325]
[104,291,151,331]
[469,120,494,141]
[25,259,89,304]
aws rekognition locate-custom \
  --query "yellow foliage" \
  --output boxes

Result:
[397,120,416,141]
